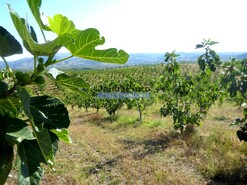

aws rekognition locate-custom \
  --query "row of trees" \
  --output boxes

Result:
[62,77,155,121]
[54,39,247,142]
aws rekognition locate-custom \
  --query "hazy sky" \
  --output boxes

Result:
[1,0,247,60]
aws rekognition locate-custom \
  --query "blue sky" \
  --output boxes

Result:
[1,0,247,60]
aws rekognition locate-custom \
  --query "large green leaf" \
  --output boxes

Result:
[34,128,54,167]
[29,95,70,167]
[66,28,129,64]
[79,48,129,64]
[55,73,89,95]
[27,0,43,29]
[27,0,51,31]
[17,140,45,185]
[18,89,69,165]
[30,95,70,129]
[47,68,89,95]
[0,98,18,118]
[48,14,75,36]
[66,29,104,53]
[17,87,55,169]
[0,145,13,185]
[17,86,33,120]
[6,118,35,142]
[0,26,23,57]
[8,5,72,56]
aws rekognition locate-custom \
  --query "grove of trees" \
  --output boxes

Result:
[1,0,247,184]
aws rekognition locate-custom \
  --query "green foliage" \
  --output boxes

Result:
[0,26,22,57]
[196,39,221,73]
[47,68,89,96]
[61,75,155,122]
[8,4,71,57]
[0,81,8,96]
[33,75,45,84]
[160,48,221,131]
[121,78,155,122]
[222,59,247,141]
[40,36,247,143]
[0,0,128,184]
[159,40,247,140]
[15,71,31,85]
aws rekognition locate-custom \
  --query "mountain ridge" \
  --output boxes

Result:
[1,52,247,70]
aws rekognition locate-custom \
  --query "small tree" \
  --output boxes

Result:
[160,39,222,132]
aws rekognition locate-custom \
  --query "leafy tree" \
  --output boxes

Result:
[0,0,128,184]
[221,58,247,141]
[122,78,155,122]
[98,80,125,120]
[195,39,247,142]
[160,40,222,132]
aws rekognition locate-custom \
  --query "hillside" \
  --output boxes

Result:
[1,52,245,70]
[236,52,247,60]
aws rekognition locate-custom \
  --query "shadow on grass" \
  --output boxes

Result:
[85,113,141,130]
[119,135,171,160]
[86,136,171,176]
[74,112,111,126]
[71,112,103,125]
[87,158,119,175]
[89,116,114,125]
[206,167,247,185]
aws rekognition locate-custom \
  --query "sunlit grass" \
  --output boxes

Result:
[6,101,245,185]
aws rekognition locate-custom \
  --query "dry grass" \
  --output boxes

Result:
[6,102,247,185]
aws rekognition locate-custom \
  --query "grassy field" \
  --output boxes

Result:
[5,64,247,185]
[6,101,246,185]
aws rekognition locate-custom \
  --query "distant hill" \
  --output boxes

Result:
[1,52,246,70]
[236,52,247,60]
